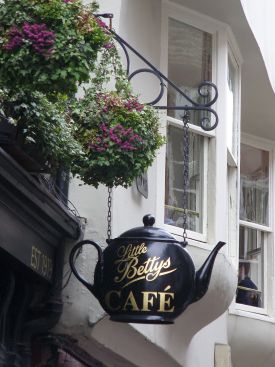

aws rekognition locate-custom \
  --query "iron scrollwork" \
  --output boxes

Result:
[95,14,218,131]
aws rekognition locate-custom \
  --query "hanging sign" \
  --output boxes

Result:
[70,215,225,324]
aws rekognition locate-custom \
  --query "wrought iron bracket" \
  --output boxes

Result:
[95,13,219,131]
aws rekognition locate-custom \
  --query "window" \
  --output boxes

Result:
[165,124,205,233]
[167,18,212,124]
[161,4,241,247]
[237,142,270,311]
[164,14,214,241]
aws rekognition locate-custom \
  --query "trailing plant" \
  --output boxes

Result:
[71,45,165,188]
[0,89,83,171]
[0,0,109,96]
[0,7,164,187]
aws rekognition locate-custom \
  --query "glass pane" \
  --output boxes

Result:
[168,18,212,125]
[237,226,264,308]
[226,54,237,154]
[165,124,204,233]
[240,144,269,226]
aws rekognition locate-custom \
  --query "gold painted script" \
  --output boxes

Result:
[105,285,175,312]
[114,243,177,288]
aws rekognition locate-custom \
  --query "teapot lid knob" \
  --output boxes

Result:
[143,214,155,227]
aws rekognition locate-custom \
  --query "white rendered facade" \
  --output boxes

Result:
[55,1,275,366]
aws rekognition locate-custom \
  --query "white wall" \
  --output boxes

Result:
[240,0,275,94]
[229,313,275,367]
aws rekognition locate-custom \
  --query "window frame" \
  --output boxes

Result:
[227,43,241,167]
[160,1,222,244]
[158,1,242,250]
[164,116,213,242]
[235,134,274,315]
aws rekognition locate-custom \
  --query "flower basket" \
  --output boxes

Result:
[72,91,164,187]
[70,46,165,188]
[0,0,109,96]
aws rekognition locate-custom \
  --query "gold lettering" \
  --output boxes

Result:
[30,246,41,270]
[122,291,140,311]
[163,258,171,269]
[117,245,127,258]
[41,254,47,276]
[158,291,175,312]
[141,291,158,311]
[137,265,145,276]
[141,243,147,254]
[30,246,53,279]
[114,242,176,288]
[30,246,37,269]
[105,290,121,311]
[36,249,41,269]
[115,257,138,283]
[116,243,148,261]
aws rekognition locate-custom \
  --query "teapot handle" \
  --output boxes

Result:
[69,240,103,297]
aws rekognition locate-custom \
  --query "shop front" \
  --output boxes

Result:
[0,147,80,367]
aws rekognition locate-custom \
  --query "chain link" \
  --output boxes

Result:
[107,187,112,240]
[182,112,190,246]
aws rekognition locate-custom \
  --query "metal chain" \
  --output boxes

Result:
[107,187,112,240]
[182,112,190,247]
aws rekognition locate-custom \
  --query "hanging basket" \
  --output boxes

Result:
[70,44,165,188]
[0,0,109,95]
[71,89,165,188]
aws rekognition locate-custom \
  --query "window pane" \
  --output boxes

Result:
[237,226,264,308]
[168,18,212,125]
[165,124,204,233]
[240,144,269,226]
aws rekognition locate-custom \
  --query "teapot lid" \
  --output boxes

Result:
[117,214,178,242]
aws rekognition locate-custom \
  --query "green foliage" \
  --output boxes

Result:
[0,0,108,96]
[0,3,165,188]
[0,89,83,171]
[70,46,165,188]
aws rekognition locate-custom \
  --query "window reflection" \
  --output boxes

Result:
[240,144,269,226]
[165,124,204,233]
[237,226,263,308]
[168,18,212,125]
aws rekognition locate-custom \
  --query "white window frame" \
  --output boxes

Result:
[159,1,230,245]
[235,134,274,316]
[164,116,212,242]
[227,43,241,167]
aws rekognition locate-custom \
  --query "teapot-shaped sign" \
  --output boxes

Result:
[69,215,225,324]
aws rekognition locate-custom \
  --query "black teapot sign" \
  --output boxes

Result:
[70,215,225,324]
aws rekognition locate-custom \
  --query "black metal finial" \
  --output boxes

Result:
[143,214,155,227]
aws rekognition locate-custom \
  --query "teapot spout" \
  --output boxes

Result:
[192,241,226,303]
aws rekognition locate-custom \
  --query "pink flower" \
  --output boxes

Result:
[89,123,143,153]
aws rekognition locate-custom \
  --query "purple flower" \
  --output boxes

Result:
[22,22,55,56]
[3,26,23,51]
[123,98,144,111]
[103,42,115,49]
[95,18,108,29]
